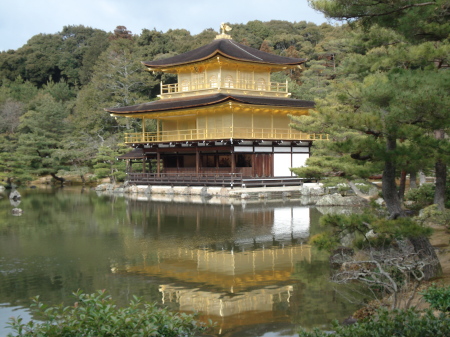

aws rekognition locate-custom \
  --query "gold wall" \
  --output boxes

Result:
[160,111,292,134]
[177,66,272,92]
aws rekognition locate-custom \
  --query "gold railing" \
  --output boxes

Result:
[124,127,328,143]
[161,79,288,94]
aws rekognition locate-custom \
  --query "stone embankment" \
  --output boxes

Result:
[94,182,369,206]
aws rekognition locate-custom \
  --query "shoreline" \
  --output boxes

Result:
[94,182,370,207]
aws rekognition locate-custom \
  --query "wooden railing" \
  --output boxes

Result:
[127,172,306,188]
[127,172,243,187]
[125,127,328,144]
[161,79,288,95]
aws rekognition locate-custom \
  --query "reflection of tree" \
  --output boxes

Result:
[308,208,327,237]
[0,189,161,310]
[290,250,369,328]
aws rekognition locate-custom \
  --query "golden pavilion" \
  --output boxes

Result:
[106,26,323,187]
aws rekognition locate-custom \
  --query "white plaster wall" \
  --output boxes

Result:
[274,153,292,176]
[292,153,308,168]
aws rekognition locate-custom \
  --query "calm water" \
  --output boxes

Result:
[0,188,365,336]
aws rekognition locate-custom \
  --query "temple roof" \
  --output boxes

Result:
[106,93,315,115]
[142,39,306,70]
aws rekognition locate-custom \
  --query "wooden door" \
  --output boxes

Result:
[253,153,273,177]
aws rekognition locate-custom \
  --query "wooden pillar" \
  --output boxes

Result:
[231,148,236,174]
[215,150,218,171]
[251,153,255,177]
[196,147,200,174]
[262,154,266,177]
[157,152,161,176]
[142,156,146,173]
[270,152,274,177]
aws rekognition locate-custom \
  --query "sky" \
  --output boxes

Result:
[1,0,329,51]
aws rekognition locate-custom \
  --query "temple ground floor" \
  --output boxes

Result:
[120,141,310,186]
[119,141,310,178]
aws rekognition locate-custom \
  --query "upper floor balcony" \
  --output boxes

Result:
[124,126,328,144]
[160,78,290,99]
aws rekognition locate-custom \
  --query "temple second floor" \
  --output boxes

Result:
[124,108,324,144]
[106,94,324,145]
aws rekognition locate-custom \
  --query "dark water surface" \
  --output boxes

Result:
[0,188,364,336]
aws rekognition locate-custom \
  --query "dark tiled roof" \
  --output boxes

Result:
[143,39,306,69]
[106,94,315,115]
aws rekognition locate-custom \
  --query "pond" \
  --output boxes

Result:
[0,187,366,336]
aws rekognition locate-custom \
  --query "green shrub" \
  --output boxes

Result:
[7,290,208,337]
[405,183,435,209]
[405,183,450,209]
[416,204,450,229]
[291,166,326,179]
[421,284,450,313]
[298,308,450,337]
[113,170,127,182]
[314,213,431,251]
[322,177,347,188]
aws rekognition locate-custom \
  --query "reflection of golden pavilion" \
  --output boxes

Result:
[114,201,315,332]
[117,245,311,321]
[160,284,293,317]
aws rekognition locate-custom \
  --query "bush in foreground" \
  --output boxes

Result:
[298,308,450,337]
[299,284,450,337]
[7,290,208,337]
[421,283,450,313]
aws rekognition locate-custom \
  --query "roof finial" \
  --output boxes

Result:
[215,23,232,40]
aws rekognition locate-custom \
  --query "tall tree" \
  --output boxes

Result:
[298,0,450,213]
[16,92,72,177]
[58,25,110,86]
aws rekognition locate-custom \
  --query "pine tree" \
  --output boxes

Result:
[294,0,450,214]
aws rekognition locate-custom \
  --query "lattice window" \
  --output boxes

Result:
[209,75,218,88]
[256,78,266,91]
[192,73,205,90]
[181,79,190,92]
[224,75,234,88]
